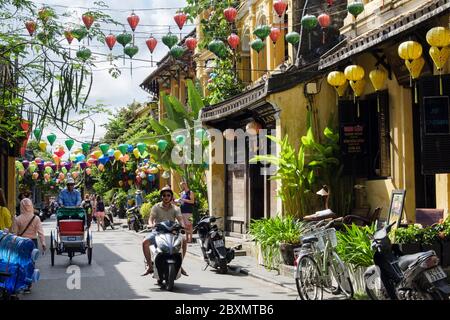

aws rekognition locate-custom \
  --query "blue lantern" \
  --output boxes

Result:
[127,144,134,153]
[98,155,109,165]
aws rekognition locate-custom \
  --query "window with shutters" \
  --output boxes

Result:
[339,90,391,179]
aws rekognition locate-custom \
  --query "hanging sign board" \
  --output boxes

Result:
[340,123,367,154]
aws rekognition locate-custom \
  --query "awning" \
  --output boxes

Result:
[319,0,450,70]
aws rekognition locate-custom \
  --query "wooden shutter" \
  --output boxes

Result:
[419,75,450,174]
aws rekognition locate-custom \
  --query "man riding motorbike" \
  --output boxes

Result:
[141,186,188,277]
[58,178,82,207]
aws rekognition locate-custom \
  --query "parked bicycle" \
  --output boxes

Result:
[294,220,354,300]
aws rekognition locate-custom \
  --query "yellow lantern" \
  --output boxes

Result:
[426,27,450,48]
[349,79,366,117]
[149,167,159,174]
[113,150,122,161]
[336,82,348,97]
[133,148,140,159]
[405,57,425,80]
[429,46,450,95]
[93,150,102,159]
[39,141,47,152]
[327,71,347,87]
[369,69,387,112]
[398,41,423,62]
[344,65,365,81]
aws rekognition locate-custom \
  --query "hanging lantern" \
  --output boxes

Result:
[269,27,281,44]
[327,71,347,103]
[39,141,47,152]
[174,12,188,31]
[208,39,228,58]
[71,27,88,42]
[64,30,74,45]
[318,13,331,44]
[227,33,240,50]
[369,69,387,112]
[33,128,42,140]
[175,135,186,145]
[65,139,75,151]
[336,82,348,97]
[273,0,288,18]
[25,21,36,37]
[82,13,95,30]
[146,36,158,67]
[426,27,450,95]
[250,39,265,53]
[224,7,238,23]
[223,129,235,141]
[185,37,198,51]
[285,31,300,46]
[127,11,140,32]
[344,65,365,82]
[162,31,179,49]
[347,1,365,19]
[253,25,271,40]
[349,79,366,117]
[38,7,50,24]
[398,41,423,62]
[170,45,185,59]
[105,33,116,64]
[117,32,133,65]
[301,14,318,50]
[246,121,262,135]
[124,44,139,76]
[47,133,57,146]
[76,47,92,62]
[157,139,169,152]
[327,0,334,6]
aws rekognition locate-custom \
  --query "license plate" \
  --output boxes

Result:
[424,266,447,283]
[213,239,224,247]
[67,237,76,241]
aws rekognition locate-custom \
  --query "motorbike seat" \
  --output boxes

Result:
[301,236,319,244]
[397,250,435,271]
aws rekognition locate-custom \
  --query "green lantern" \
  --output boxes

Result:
[76,47,92,61]
[285,32,300,46]
[61,167,68,174]
[47,133,56,146]
[175,135,186,145]
[33,128,42,140]
[81,142,90,154]
[347,1,365,19]
[162,32,179,49]
[45,166,53,174]
[208,39,228,58]
[99,143,110,155]
[170,45,185,59]
[157,139,169,152]
[253,25,271,40]
[116,32,132,47]
[65,139,74,151]
[301,14,318,30]
[118,144,128,155]
[136,143,147,154]
[72,27,88,41]
[250,39,265,53]
[124,44,139,59]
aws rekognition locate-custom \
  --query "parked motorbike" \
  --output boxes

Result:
[149,220,184,291]
[36,206,49,222]
[364,222,450,300]
[102,210,115,230]
[109,203,119,217]
[127,206,144,232]
[194,215,235,274]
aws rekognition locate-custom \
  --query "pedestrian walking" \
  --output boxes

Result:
[95,195,106,232]
[0,188,12,232]
[82,194,93,229]
[177,181,195,243]
[11,198,46,293]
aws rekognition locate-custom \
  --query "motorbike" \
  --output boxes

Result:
[109,203,119,217]
[364,222,450,300]
[36,206,50,222]
[102,209,115,230]
[149,220,184,291]
[194,215,235,274]
[127,206,144,232]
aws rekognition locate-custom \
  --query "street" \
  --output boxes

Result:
[21,217,298,300]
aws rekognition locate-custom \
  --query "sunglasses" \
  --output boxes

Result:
[162,193,172,198]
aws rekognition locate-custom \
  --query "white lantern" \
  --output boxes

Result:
[246,120,262,135]
[223,129,236,141]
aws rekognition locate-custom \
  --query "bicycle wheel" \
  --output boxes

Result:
[329,252,354,299]
[295,255,323,300]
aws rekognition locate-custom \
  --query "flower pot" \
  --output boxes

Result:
[398,243,421,255]
[440,240,450,267]
[279,243,301,266]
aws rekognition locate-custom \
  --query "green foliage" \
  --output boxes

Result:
[205,58,244,105]
[140,202,153,223]
[249,216,305,270]
[336,224,376,268]
[394,224,423,244]
[145,189,161,206]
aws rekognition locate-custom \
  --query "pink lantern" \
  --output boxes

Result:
[105,33,116,51]
[82,13,95,30]
[318,13,331,44]
[227,33,240,50]
[174,12,187,30]
[224,7,238,23]
[25,21,37,37]
[185,37,198,51]
[127,12,140,32]
[146,36,158,53]
[273,0,288,18]
[269,27,281,44]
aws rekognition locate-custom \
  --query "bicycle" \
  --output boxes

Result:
[294,220,354,300]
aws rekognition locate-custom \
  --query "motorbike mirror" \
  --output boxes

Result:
[386,221,397,232]
[210,217,216,222]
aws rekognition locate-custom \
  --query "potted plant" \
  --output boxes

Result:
[394,224,423,254]
[436,218,450,267]
[336,223,375,294]
[421,225,442,262]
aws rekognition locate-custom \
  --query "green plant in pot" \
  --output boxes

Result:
[437,218,450,267]
[422,224,442,263]
[394,224,423,255]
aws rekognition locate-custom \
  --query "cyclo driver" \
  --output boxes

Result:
[141,186,188,276]
[58,178,82,207]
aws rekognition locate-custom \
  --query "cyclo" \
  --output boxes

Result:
[50,207,93,266]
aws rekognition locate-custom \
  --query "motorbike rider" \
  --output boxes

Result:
[58,178,82,207]
[141,186,188,277]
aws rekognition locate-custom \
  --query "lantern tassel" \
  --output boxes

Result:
[377,94,380,113]
[130,59,133,78]
[439,72,443,96]
[308,32,311,51]
[322,30,325,44]
[414,81,418,104]
[357,100,360,118]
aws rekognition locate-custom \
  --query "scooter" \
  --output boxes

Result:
[194,215,235,274]
[102,210,115,230]
[364,222,450,300]
[127,206,144,232]
[150,220,184,291]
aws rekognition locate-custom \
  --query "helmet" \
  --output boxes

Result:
[66,178,75,185]
[159,185,174,197]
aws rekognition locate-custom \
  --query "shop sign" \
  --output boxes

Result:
[340,123,367,154]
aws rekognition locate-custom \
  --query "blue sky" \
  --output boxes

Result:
[39,0,191,149]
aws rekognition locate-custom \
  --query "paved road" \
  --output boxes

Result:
[21,216,298,300]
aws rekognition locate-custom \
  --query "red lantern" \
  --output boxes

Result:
[105,34,116,50]
[327,0,334,6]
[185,37,198,51]
[64,30,74,45]
[25,21,36,36]
[269,27,281,44]
[146,37,158,53]
[318,13,331,44]
[224,7,238,23]
[227,33,240,50]
[127,12,140,32]
[273,0,288,18]
[174,12,187,30]
[82,13,95,30]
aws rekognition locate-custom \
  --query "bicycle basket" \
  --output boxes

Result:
[302,228,337,252]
